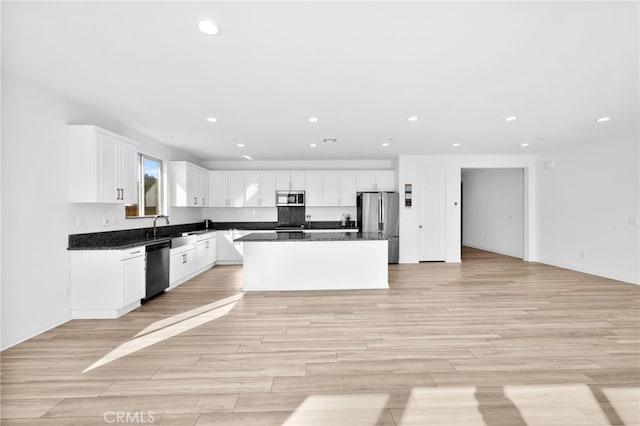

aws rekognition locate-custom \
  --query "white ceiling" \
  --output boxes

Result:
[2,1,638,161]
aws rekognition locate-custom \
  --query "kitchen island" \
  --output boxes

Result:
[235,232,390,291]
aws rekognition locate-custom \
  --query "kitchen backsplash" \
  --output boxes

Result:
[203,206,356,222]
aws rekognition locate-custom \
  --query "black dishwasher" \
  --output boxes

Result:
[143,241,170,303]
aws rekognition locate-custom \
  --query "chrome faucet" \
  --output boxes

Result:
[153,215,170,238]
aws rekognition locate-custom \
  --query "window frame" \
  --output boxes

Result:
[126,153,165,218]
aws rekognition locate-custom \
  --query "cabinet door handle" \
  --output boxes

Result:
[206,241,209,249]
[130,250,141,254]
[116,188,120,200]
[182,254,187,264]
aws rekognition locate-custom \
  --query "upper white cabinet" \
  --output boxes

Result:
[276,172,305,191]
[304,172,323,206]
[69,125,138,203]
[244,172,276,207]
[321,171,356,206]
[356,170,396,191]
[210,172,244,207]
[171,162,209,207]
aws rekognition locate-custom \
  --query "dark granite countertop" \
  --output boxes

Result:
[68,236,175,251]
[67,220,360,250]
[235,232,396,243]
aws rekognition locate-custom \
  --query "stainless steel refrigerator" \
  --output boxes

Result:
[356,192,400,264]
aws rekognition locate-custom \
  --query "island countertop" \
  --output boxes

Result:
[235,232,396,243]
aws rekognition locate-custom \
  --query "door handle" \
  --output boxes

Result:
[419,225,423,229]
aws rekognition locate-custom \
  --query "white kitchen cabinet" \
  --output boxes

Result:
[276,172,305,191]
[304,172,323,206]
[321,171,356,206]
[69,125,138,204]
[121,250,146,307]
[244,172,276,207]
[69,246,145,319]
[171,162,209,207]
[196,233,217,269]
[356,170,396,191]
[170,245,196,287]
[209,172,244,207]
[216,230,249,264]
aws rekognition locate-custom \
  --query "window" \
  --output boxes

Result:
[126,154,163,218]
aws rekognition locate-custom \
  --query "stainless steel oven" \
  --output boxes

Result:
[276,190,305,206]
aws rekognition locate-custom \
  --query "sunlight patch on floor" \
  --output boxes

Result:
[83,297,241,372]
[282,393,389,426]
[134,293,243,337]
[398,386,485,426]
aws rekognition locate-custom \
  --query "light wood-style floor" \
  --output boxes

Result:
[1,247,639,425]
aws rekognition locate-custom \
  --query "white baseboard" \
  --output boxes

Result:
[536,257,639,286]
[1,315,70,351]
[462,243,524,259]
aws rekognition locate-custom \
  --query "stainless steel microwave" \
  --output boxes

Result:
[276,190,305,206]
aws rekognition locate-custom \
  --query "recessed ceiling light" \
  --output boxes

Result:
[308,117,318,123]
[242,155,253,161]
[309,143,317,148]
[198,20,220,36]
[596,116,611,122]
[453,143,461,147]
[505,116,517,122]
[206,117,217,123]
[323,138,337,143]
[407,116,419,122]
[521,143,530,147]
[236,143,245,148]
[382,143,390,147]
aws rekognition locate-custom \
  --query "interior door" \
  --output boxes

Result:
[418,167,446,261]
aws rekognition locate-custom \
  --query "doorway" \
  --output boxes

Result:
[460,168,525,260]
[417,166,446,261]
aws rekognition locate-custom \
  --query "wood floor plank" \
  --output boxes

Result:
[100,377,273,397]
[0,399,62,419]
[2,247,638,425]
[43,394,238,418]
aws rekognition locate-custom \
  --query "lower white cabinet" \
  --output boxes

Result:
[196,234,217,268]
[216,230,247,264]
[69,246,145,319]
[170,246,195,286]
[169,231,218,288]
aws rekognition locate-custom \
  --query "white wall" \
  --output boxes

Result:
[1,74,202,349]
[462,168,524,258]
[537,136,639,284]
[398,155,536,264]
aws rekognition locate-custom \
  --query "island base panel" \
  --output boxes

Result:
[242,240,388,291]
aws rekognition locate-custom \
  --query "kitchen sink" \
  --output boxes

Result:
[170,234,198,249]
